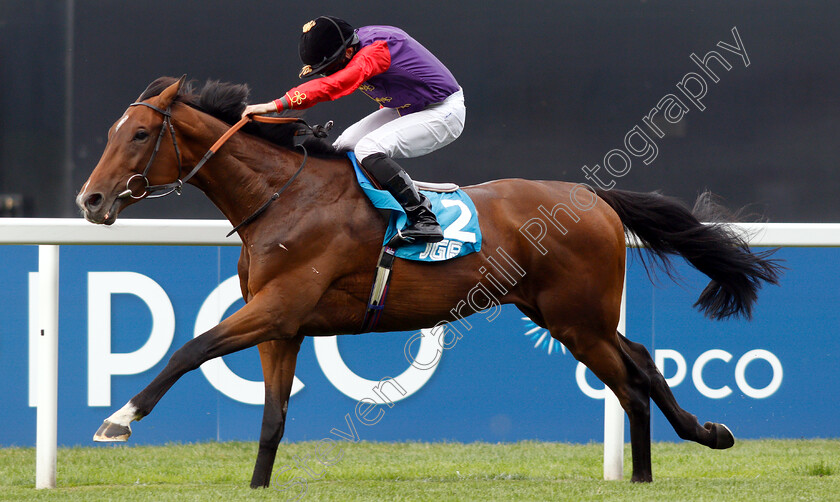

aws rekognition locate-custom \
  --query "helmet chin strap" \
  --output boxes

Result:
[320,50,353,77]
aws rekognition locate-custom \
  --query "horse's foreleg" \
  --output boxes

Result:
[250,336,303,489]
[93,296,291,442]
[617,333,735,449]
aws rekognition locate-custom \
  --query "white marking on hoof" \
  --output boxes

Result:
[93,436,127,442]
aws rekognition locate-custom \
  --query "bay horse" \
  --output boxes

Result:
[77,76,780,486]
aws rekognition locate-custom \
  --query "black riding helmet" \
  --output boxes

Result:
[298,16,359,78]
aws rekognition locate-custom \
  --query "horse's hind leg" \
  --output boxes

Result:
[250,336,304,488]
[617,333,735,449]
[560,329,654,482]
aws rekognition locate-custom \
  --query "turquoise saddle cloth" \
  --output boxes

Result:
[348,152,482,262]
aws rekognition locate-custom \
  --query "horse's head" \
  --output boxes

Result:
[77,76,186,225]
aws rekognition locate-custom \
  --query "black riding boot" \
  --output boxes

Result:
[361,153,444,243]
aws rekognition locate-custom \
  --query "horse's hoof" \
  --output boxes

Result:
[704,422,735,449]
[93,420,132,442]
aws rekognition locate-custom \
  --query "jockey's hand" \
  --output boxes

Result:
[241,102,276,119]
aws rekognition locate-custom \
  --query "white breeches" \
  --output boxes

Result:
[333,88,466,162]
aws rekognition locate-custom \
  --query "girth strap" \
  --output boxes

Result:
[360,245,398,333]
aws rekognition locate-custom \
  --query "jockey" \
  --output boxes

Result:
[242,16,466,243]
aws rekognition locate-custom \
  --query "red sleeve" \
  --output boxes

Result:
[276,41,391,111]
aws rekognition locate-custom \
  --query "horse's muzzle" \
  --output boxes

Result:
[77,191,120,225]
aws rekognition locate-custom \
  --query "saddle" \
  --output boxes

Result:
[346,152,482,333]
[414,180,459,193]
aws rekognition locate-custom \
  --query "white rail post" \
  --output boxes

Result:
[36,245,59,489]
[603,257,626,480]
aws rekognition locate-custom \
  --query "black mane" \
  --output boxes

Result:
[138,76,341,154]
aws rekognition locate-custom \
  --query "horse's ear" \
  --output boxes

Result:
[157,74,187,109]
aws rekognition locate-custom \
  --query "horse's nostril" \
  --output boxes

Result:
[85,193,104,211]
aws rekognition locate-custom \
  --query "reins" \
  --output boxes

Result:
[119,102,326,236]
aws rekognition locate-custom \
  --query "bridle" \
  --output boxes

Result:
[118,101,311,200]
[118,101,186,199]
[117,100,330,235]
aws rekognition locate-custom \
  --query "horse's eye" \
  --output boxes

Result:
[133,130,149,142]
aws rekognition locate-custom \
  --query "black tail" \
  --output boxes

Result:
[596,189,782,320]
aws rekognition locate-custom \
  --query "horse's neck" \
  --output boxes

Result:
[182,116,360,238]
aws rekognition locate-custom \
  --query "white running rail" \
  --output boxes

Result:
[4,218,840,487]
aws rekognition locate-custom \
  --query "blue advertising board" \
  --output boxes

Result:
[0,245,837,446]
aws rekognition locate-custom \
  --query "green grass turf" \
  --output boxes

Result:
[1,439,838,501]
